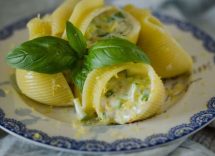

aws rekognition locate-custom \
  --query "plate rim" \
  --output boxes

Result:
[0,12,215,153]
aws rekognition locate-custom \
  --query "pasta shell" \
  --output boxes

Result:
[27,17,51,40]
[79,6,114,34]
[62,0,104,38]
[82,63,165,124]
[19,16,75,106]
[79,6,140,45]
[82,67,110,116]
[42,14,52,22]
[52,0,79,37]
[16,69,74,106]
[124,5,193,78]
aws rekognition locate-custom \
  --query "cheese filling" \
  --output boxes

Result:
[85,9,132,46]
[100,70,151,121]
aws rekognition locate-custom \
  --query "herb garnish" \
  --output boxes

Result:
[114,11,125,18]
[6,21,150,91]
[105,90,114,97]
[66,21,87,58]
[6,36,77,74]
[141,89,150,101]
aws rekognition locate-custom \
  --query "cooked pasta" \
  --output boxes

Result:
[16,16,74,106]
[62,0,104,39]
[16,69,74,106]
[27,17,51,40]
[52,0,79,37]
[124,5,193,78]
[83,6,140,46]
[82,63,165,124]
[6,0,193,124]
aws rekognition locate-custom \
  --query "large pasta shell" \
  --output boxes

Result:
[124,5,193,78]
[27,17,51,40]
[82,63,165,124]
[19,15,74,106]
[62,0,104,38]
[79,6,140,44]
[52,0,79,37]
[16,69,74,106]
[82,66,110,116]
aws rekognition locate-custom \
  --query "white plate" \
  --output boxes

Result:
[0,7,215,155]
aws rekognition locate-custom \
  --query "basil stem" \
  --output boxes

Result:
[66,21,87,58]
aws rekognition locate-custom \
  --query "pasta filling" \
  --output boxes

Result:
[85,9,132,46]
[100,70,151,120]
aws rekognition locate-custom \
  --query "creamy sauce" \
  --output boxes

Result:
[85,9,132,46]
[100,70,150,121]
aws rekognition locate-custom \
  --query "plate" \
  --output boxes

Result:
[0,8,215,154]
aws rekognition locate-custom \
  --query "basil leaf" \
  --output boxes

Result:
[66,21,87,58]
[86,37,150,70]
[74,38,150,91]
[71,62,89,91]
[6,36,77,74]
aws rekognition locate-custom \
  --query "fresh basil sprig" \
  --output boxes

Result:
[72,37,150,90]
[6,21,150,91]
[86,37,150,70]
[6,36,77,74]
[71,63,89,91]
[66,21,87,58]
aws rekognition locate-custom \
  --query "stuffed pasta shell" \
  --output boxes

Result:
[63,0,104,38]
[64,0,140,46]
[82,63,165,124]
[84,6,141,46]
[15,16,74,106]
[124,5,193,78]
[16,70,74,106]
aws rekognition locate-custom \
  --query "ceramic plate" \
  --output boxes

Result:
[0,4,215,154]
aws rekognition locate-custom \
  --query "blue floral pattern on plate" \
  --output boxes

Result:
[0,97,214,152]
[0,13,215,153]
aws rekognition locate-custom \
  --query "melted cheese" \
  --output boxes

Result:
[85,8,132,46]
[101,70,151,121]
[82,63,165,124]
